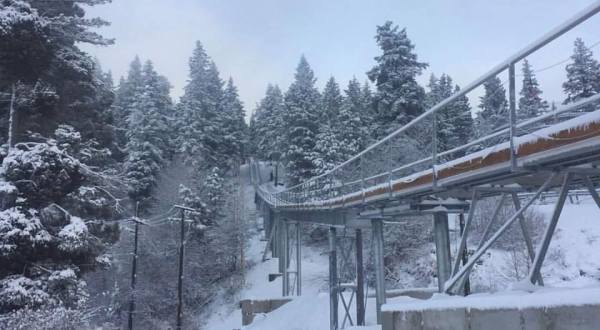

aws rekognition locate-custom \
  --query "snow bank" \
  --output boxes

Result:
[383,285,600,312]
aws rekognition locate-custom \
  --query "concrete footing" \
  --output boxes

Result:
[383,304,600,330]
[240,298,292,326]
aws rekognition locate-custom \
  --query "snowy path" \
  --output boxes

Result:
[203,163,380,329]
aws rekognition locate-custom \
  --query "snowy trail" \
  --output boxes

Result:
[203,163,380,329]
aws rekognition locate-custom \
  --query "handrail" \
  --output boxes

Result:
[278,1,600,194]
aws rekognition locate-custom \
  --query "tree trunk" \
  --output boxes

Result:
[8,83,17,148]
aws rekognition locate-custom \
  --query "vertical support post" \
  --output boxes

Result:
[295,221,302,296]
[128,202,140,330]
[458,213,470,296]
[263,204,270,240]
[582,176,600,209]
[432,112,438,188]
[329,227,339,330]
[277,218,284,271]
[371,219,386,324]
[511,193,543,285]
[529,174,571,284]
[361,155,366,204]
[271,211,278,257]
[282,220,289,296]
[433,211,451,293]
[509,62,518,171]
[387,141,394,198]
[355,228,365,326]
[452,191,479,276]
[275,160,279,186]
[176,208,185,330]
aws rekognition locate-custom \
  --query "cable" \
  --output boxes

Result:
[528,39,600,75]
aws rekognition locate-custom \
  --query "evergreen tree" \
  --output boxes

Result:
[321,77,343,124]
[563,38,600,108]
[220,78,247,164]
[360,81,375,144]
[477,76,508,137]
[345,77,370,150]
[427,74,475,152]
[367,21,428,139]
[519,59,548,120]
[177,42,226,168]
[450,85,475,150]
[254,84,285,160]
[113,57,143,147]
[124,61,172,201]
[282,56,321,185]
[435,74,454,152]
[1,0,116,150]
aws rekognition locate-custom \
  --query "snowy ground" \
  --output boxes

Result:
[467,198,600,291]
[203,220,380,330]
[385,197,600,312]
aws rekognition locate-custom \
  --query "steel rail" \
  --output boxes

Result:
[274,93,600,205]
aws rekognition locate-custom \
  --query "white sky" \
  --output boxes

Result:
[82,0,600,120]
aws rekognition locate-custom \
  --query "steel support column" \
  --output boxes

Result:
[355,229,365,326]
[433,211,452,293]
[511,192,543,285]
[528,174,571,284]
[273,215,280,259]
[372,219,386,324]
[452,191,479,276]
[329,227,339,330]
[458,213,470,295]
[509,62,518,171]
[295,221,302,296]
[582,176,600,209]
[282,220,289,296]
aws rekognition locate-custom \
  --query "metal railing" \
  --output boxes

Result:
[260,1,600,210]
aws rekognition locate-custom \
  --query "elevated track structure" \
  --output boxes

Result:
[252,2,600,329]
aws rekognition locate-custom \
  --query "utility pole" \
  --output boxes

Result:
[176,207,185,330]
[128,202,140,330]
[172,204,198,330]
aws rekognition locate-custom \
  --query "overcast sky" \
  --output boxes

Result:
[83,0,600,120]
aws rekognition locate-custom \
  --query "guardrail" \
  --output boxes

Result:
[258,1,600,210]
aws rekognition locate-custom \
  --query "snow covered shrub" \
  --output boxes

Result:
[55,124,82,154]
[0,133,119,317]
[57,216,89,254]
[2,142,83,207]
[0,275,49,312]
[46,268,88,309]
[178,184,208,231]
[55,125,112,166]
[0,180,18,209]
[380,218,435,288]
[0,207,50,264]
[64,186,114,220]
[0,305,89,330]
